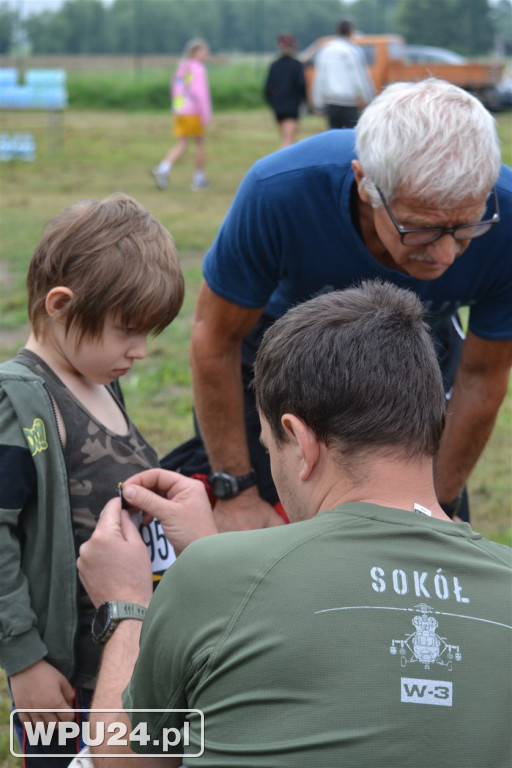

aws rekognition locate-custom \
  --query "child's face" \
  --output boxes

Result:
[63,313,148,385]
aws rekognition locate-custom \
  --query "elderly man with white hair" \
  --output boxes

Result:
[162,77,512,532]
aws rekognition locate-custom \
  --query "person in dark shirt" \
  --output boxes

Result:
[264,32,306,148]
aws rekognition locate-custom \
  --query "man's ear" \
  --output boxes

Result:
[281,414,320,481]
[351,160,371,204]
[45,287,74,322]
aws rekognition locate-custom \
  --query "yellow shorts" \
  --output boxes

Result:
[173,114,204,138]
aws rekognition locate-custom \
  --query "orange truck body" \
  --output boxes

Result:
[300,34,505,109]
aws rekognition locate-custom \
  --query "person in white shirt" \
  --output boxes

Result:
[312,18,375,128]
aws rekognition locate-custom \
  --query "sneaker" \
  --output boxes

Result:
[190,179,210,191]
[151,167,168,190]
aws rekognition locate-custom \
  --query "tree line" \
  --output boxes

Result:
[0,0,510,58]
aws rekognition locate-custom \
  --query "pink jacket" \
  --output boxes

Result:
[171,59,212,126]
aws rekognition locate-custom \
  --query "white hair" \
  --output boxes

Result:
[355,78,502,207]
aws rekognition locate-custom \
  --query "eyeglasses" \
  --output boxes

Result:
[375,186,500,247]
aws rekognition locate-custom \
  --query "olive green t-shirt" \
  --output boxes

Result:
[124,503,512,767]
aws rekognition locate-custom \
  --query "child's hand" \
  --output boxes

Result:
[10,659,75,727]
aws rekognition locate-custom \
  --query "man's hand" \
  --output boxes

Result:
[121,468,218,555]
[213,490,285,533]
[77,498,153,609]
[10,660,75,727]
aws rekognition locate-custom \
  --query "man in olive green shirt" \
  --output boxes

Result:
[78,281,511,768]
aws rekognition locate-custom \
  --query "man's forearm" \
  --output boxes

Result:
[189,284,263,476]
[188,285,283,530]
[190,339,253,476]
[435,371,508,504]
[89,621,143,765]
[190,329,287,530]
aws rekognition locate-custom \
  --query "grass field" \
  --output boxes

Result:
[0,106,511,765]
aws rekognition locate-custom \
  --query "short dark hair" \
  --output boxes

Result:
[337,18,354,36]
[28,193,184,343]
[254,281,445,462]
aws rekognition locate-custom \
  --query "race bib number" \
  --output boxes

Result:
[139,519,176,586]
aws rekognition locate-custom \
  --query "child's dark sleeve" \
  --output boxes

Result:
[0,443,36,509]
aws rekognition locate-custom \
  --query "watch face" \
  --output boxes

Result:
[211,474,236,499]
[91,602,112,640]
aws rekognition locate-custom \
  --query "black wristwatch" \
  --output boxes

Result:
[208,469,257,499]
[91,601,147,646]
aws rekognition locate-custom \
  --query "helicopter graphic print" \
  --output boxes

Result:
[390,603,462,671]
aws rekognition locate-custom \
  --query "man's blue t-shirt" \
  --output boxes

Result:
[203,130,512,340]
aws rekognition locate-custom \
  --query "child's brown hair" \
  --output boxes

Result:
[27,193,184,343]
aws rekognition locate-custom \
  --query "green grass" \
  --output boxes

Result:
[0,106,511,765]
[67,61,268,110]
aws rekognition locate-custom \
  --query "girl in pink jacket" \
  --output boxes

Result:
[152,38,212,191]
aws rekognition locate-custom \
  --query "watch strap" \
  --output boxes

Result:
[92,601,146,646]
[234,469,257,493]
[112,601,147,622]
